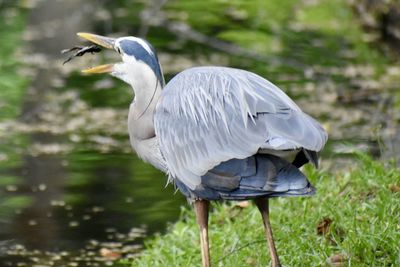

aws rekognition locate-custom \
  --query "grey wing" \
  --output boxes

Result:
[154,66,327,190]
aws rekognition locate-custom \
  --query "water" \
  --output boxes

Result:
[0,1,186,265]
[0,150,184,266]
[1,0,399,266]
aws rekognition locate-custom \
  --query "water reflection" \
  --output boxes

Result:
[1,149,185,265]
[0,0,185,265]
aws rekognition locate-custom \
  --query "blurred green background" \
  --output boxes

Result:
[0,0,399,265]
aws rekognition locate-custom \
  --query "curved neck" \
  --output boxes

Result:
[131,77,162,119]
[127,65,164,140]
[115,58,167,172]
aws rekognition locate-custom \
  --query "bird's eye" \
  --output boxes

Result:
[116,47,121,54]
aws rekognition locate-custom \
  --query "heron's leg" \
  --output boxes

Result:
[194,199,211,267]
[254,198,281,267]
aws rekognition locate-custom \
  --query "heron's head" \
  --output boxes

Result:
[78,32,164,87]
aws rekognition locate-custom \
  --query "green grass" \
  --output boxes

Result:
[127,155,400,266]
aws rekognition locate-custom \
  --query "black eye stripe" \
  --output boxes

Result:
[119,39,163,84]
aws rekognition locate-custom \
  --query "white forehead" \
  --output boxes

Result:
[116,36,154,55]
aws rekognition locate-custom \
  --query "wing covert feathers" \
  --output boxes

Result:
[154,66,327,190]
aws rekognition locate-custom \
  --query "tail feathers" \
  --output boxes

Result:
[239,154,313,194]
[218,183,315,200]
[292,149,319,168]
[267,182,315,197]
[175,154,316,200]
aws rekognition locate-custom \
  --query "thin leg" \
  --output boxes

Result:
[194,199,211,267]
[254,198,281,267]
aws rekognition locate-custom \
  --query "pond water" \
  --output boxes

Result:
[0,0,399,266]
[0,1,187,266]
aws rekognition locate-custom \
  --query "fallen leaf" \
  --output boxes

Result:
[235,201,250,208]
[389,184,400,193]
[317,217,345,245]
[327,253,348,267]
[317,217,332,235]
[100,248,121,260]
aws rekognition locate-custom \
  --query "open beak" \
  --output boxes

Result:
[77,32,116,74]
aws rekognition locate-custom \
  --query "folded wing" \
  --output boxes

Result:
[154,67,327,190]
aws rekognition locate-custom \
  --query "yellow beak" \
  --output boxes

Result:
[77,32,116,74]
[77,32,115,49]
[81,64,114,74]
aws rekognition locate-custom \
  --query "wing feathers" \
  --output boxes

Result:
[155,67,327,189]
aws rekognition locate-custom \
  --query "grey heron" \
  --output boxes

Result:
[74,32,327,267]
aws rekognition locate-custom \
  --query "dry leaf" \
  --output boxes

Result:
[317,217,345,246]
[389,184,400,193]
[100,248,121,260]
[235,201,250,208]
[317,217,332,235]
[327,253,348,267]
